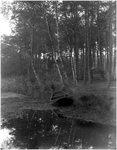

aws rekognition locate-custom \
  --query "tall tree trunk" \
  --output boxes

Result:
[76,48,79,82]
[97,2,103,69]
[97,50,100,68]
[55,2,68,81]
[74,37,78,84]
[30,24,41,86]
[69,46,76,83]
[108,3,112,88]
[83,7,87,85]
[83,44,87,85]
[106,31,109,72]
[37,52,40,75]
[98,29,103,68]
[73,5,79,84]
[43,2,64,84]
[97,24,103,69]
[81,48,84,80]
[112,49,116,80]
[93,47,96,68]
[86,4,92,83]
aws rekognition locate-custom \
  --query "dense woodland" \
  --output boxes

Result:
[1,2,116,149]
[1,1,116,94]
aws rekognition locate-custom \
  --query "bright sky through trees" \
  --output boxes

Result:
[0,0,14,35]
[0,14,11,35]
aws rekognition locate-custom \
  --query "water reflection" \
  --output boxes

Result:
[1,109,116,149]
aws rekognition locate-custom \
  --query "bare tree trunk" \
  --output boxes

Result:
[97,23,102,68]
[81,48,84,80]
[97,50,100,68]
[83,44,87,85]
[93,47,96,68]
[112,49,116,80]
[106,31,109,72]
[86,4,92,83]
[108,3,112,89]
[97,2,103,69]
[43,2,64,84]
[73,50,77,84]
[75,48,79,83]
[98,29,103,68]
[69,46,76,83]
[83,7,87,85]
[30,24,41,86]
[74,40,78,84]
[55,2,68,81]
[73,5,79,84]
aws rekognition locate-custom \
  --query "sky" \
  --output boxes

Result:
[0,14,11,36]
[0,0,13,36]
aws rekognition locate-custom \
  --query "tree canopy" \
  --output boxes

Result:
[1,1,116,86]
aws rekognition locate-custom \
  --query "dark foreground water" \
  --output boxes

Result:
[1,109,116,149]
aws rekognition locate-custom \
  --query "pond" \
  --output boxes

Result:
[1,109,116,149]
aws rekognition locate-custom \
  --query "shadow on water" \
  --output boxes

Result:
[1,109,116,149]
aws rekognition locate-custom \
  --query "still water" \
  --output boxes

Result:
[1,109,116,149]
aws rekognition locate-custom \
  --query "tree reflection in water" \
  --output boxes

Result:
[1,109,116,149]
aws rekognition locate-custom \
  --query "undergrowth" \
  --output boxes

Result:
[1,76,53,103]
[1,76,115,107]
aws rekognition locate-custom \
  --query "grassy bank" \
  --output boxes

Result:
[1,76,52,103]
[1,76,116,126]
[1,76,115,101]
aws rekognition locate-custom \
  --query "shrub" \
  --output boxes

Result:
[1,76,53,103]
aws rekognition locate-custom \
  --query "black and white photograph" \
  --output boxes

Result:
[1,0,116,149]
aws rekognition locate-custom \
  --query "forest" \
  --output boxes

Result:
[1,0,116,107]
[1,1,116,149]
[1,0,116,84]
